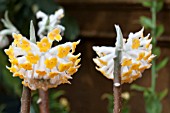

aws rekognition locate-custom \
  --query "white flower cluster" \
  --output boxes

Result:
[36,9,65,39]
[93,27,155,83]
[5,28,81,90]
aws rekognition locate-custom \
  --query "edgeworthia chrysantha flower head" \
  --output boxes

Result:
[0,12,19,48]
[93,25,155,84]
[36,8,65,39]
[5,22,81,90]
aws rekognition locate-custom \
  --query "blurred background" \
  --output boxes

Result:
[0,0,170,113]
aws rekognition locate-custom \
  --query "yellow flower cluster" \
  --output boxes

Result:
[5,28,81,90]
[93,27,155,84]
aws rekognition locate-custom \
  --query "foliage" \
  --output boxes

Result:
[0,104,5,113]
[0,0,79,40]
[0,49,22,96]
[131,84,168,113]
[132,0,169,113]
[102,93,130,113]
[31,90,70,113]
[0,0,79,113]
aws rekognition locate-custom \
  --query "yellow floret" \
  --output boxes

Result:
[7,66,17,73]
[98,59,107,65]
[121,58,132,66]
[48,28,62,41]
[72,40,80,53]
[36,70,47,76]
[132,72,141,81]
[37,37,51,52]
[26,52,40,64]
[49,72,59,78]
[145,43,150,48]
[67,67,77,75]
[20,62,32,70]
[57,46,71,58]
[14,72,24,79]
[44,57,58,69]
[13,33,22,45]
[75,59,81,66]
[58,62,72,72]
[9,58,18,66]
[122,69,132,77]
[144,52,151,60]
[60,76,69,84]
[123,77,132,83]
[22,81,28,86]
[136,52,145,60]
[130,63,141,70]
[132,38,140,49]
[20,39,31,52]
[69,53,81,63]
[138,66,148,72]
[5,46,14,59]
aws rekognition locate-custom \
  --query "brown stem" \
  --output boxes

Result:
[113,85,122,113]
[113,25,123,113]
[113,49,122,113]
[20,86,31,113]
[38,89,50,113]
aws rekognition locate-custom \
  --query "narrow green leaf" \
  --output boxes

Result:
[102,93,113,100]
[155,24,164,38]
[140,16,153,29]
[142,1,152,7]
[51,90,65,99]
[156,1,164,12]
[153,47,160,58]
[131,84,146,92]
[158,89,168,101]
[156,57,169,71]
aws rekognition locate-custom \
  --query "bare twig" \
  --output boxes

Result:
[20,86,31,113]
[113,25,123,113]
[38,89,50,113]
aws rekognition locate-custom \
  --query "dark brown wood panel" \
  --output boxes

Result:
[55,1,170,113]
[57,0,170,43]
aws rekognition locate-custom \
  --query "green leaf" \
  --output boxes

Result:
[158,89,168,101]
[131,84,146,92]
[0,104,6,113]
[0,50,22,96]
[102,93,113,100]
[153,47,160,58]
[140,16,153,29]
[155,24,164,37]
[144,92,162,113]
[156,1,164,12]
[156,57,169,71]
[50,90,65,99]
[142,1,152,7]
